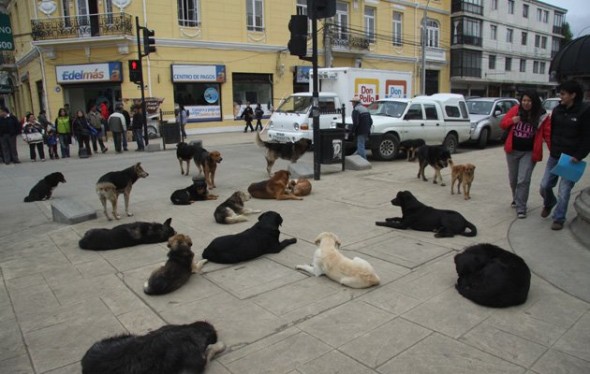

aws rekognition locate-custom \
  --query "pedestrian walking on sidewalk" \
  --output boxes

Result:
[241,102,254,133]
[254,103,264,131]
[132,105,145,151]
[500,90,550,219]
[539,80,590,230]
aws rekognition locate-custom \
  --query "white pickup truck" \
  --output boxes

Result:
[337,93,471,160]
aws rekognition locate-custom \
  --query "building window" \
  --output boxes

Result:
[364,6,376,43]
[178,0,200,27]
[521,31,527,45]
[246,0,264,31]
[505,57,512,71]
[535,34,540,47]
[533,61,539,73]
[489,55,496,69]
[541,36,547,49]
[426,19,440,47]
[508,0,514,14]
[490,24,497,40]
[523,4,529,18]
[451,49,482,78]
[540,62,546,74]
[520,59,526,72]
[537,8,542,22]
[393,12,403,46]
[453,17,482,46]
[506,28,513,43]
[335,1,349,41]
[492,0,498,10]
[296,0,307,16]
[554,12,564,27]
[543,10,549,23]
[453,0,483,15]
[232,73,273,118]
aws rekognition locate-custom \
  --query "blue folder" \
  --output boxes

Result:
[550,154,587,182]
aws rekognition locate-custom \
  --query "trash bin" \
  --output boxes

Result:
[159,120,181,149]
[319,128,345,165]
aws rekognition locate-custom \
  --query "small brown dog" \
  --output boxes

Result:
[450,161,476,200]
[248,170,303,200]
[194,148,223,189]
[287,178,312,197]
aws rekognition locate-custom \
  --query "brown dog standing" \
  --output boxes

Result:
[194,148,222,189]
[248,170,303,200]
[450,161,476,200]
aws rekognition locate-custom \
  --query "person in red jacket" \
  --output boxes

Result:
[500,90,551,219]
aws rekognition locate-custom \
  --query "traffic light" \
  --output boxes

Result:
[307,0,336,19]
[142,28,156,56]
[288,15,308,57]
[128,59,142,84]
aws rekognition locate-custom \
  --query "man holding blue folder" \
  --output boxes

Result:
[539,80,590,230]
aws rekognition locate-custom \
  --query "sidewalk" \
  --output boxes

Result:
[0,133,589,374]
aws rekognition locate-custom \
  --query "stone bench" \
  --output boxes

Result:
[51,199,97,224]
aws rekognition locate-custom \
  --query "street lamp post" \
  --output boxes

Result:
[420,0,432,96]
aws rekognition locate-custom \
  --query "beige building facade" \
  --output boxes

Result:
[1,0,451,130]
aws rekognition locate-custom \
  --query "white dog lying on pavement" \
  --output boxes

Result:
[296,232,380,289]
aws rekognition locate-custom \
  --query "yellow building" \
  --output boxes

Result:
[1,0,450,131]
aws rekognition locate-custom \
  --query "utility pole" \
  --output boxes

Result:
[135,17,148,145]
[420,0,432,96]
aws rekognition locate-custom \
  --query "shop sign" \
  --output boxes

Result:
[295,66,311,84]
[171,65,226,83]
[0,14,15,51]
[56,62,123,84]
[186,105,221,121]
[130,97,164,116]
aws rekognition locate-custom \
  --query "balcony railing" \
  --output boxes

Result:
[452,0,484,15]
[553,25,563,35]
[452,34,483,47]
[331,34,370,51]
[31,13,133,41]
[451,66,482,78]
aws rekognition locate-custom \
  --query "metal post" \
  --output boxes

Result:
[312,15,321,180]
[420,0,431,96]
[136,16,149,145]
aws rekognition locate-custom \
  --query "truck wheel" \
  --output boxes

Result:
[477,128,489,149]
[443,133,459,154]
[372,133,399,161]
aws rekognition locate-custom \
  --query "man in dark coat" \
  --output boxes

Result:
[0,107,21,164]
[350,95,372,160]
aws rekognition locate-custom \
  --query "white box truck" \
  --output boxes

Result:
[267,67,413,143]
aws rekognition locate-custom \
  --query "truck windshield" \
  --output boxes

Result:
[276,96,312,114]
[368,101,407,118]
[466,101,493,115]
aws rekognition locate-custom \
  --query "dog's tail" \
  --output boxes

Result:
[255,131,266,148]
[195,259,208,272]
[462,221,478,237]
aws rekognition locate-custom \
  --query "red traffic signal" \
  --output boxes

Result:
[128,59,142,84]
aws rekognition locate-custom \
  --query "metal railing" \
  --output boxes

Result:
[31,12,133,41]
[452,34,483,46]
[331,34,370,51]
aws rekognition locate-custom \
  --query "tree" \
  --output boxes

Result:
[562,22,573,45]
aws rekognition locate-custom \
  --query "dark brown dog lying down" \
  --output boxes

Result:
[247,170,302,200]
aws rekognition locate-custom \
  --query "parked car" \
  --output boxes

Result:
[542,97,560,112]
[466,97,519,148]
[335,93,471,160]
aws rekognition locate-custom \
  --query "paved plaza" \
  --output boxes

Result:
[1,130,589,374]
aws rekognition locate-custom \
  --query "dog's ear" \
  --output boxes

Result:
[163,218,172,227]
[314,233,324,245]
[333,233,342,247]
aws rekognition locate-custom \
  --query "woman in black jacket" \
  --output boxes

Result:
[72,110,92,156]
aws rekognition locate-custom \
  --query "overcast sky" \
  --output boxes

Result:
[541,0,589,37]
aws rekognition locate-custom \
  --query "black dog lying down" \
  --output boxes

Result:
[376,190,477,238]
[79,218,176,250]
[81,321,225,374]
[454,243,531,308]
[170,177,218,205]
[24,172,66,202]
[197,211,297,266]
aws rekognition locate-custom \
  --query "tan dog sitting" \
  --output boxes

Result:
[287,178,312,197]
[450,161,476,200]
[296,232,380,289]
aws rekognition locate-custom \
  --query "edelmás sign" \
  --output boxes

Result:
[56,62,123,84]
